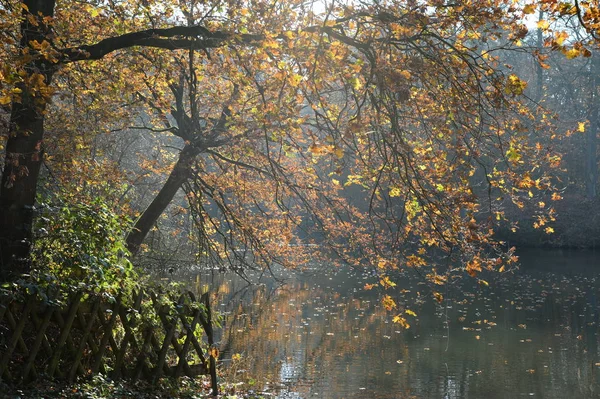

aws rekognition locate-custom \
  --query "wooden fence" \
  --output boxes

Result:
[0,287,219,396]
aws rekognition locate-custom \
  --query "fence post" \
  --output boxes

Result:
[203,293,218,397]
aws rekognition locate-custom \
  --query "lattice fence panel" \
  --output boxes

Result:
[0,288,218,395]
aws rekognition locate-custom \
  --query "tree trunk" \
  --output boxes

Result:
[126,145,200,256]
[534,10,544,103]
[587,52,599,198]
[0,0,56,281]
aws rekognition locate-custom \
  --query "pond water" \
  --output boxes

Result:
[188,249,600,399]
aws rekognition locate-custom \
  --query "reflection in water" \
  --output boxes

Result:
[182,250,600,399]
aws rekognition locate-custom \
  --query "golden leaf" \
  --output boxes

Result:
[537,20,550,30]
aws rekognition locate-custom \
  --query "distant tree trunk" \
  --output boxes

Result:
[587,52,599,198]
[535,10,544,103]
[126,145,200,256]
[0,0,56,281]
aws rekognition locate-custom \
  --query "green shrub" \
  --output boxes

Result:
[32,194,137,294]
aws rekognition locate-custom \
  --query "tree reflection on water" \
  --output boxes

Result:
[183,249,600,399]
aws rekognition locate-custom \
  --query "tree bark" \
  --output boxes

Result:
[534,10,544,103]
[587,52,599,198]
[126,145,200,256]
[0,0,56,280]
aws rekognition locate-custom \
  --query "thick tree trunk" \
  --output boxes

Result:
[126,145,200,256]
[0,0,56,281]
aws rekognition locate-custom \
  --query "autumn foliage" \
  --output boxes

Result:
[1,0,594,320]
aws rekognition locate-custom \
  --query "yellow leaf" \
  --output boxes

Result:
[86,5,100,17]
[545,226,554,234]
[405,309,417,317]
[523,4,536,14]
[537,20,550,30]
[382,294,397,311]
[565,48,580,59]
[380,276,397,288]
[392,315,410,329]
[289,73,302,87]
[0,95,11,105]
[578,122,586,132]
[349,76,362,90]
[555,31,568,46]
[506,146,521,162]
[505,74,527,96]
[334,147,344,159]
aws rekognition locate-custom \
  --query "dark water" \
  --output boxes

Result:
[190,249,600,399]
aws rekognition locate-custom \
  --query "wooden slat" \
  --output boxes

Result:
[68,297,101,382]
[152,298,178,381]
[175,307,202,378]
[0,296,10,326]
[47,291,83,378]
[76,306,100,355]
[5,307,36,371]
[149,333,173,377]
[134,326,154,380]
[202,293,219,397]
[91,298,121,374]
[21,305,55,381]
[29,309,55,360]
[152,295,193,376]
[51,300,86,378]
[0,296,35,379]
[112,290,144,378]
[178,306,207,365]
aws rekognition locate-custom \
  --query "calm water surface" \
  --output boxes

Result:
[188,249,600,399]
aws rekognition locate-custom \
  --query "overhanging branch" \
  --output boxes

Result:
[60,26,265,62]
